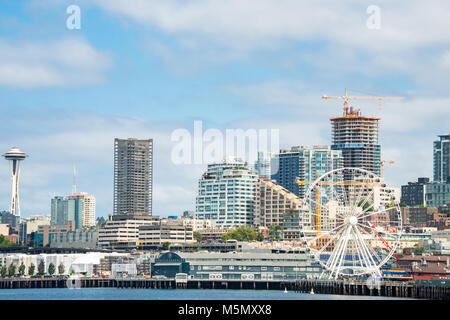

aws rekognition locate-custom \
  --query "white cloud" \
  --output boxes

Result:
[95,0,450,51]
[0,37,112,88]
[94,0,450,91]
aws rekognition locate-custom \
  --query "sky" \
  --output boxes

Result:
[0,0,449,219]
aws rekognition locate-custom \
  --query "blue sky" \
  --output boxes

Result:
[0,0,449,219]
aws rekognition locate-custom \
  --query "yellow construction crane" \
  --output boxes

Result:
[322,88,405,116]
[381,158,394,180]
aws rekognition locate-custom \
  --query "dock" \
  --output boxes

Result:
[0,278,449,300]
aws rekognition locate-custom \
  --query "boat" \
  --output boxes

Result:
[310,288,315,295]
[284,287,288,293]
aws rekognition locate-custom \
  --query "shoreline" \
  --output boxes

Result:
[0,278,448,300]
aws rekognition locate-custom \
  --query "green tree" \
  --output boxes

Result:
[162,242,171,250]
[18,262,26,276]
[58,263,65,275]
[0,266,6,278]
[48,263,56,276]
[96,216,107,228]
[414,245,425,255]
[8,264,16,277]
[399,202,407,208]
[193,231,203,242]
[221,226,263,242]
[269,225,282,240]
[38,260,45,275]
[358,200,374,212]
[28,263,35,276]
[0,234,12,247]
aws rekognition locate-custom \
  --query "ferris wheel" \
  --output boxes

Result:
[300,167,402,279]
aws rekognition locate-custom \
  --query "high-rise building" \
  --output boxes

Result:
[271,146,343,198]
[434,134,450,183]
[51,196,83,229]
[330,108,381,177]
[195,158,258,227]
[114,138,153,215]
[67,192,96,227]
[2,147,28,218]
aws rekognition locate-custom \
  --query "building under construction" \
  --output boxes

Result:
[323,89,403,177]
[324,89,404,177]
[330,110,381,177]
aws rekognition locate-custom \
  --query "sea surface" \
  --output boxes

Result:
[0,288,412,300]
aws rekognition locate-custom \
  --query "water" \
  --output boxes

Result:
[0,288,410,300]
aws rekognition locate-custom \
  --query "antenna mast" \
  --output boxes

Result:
[72,163,77,194]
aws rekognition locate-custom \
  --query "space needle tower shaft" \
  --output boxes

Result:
[2,147,28,217]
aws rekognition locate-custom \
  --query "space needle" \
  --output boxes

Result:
[2,147,28,217]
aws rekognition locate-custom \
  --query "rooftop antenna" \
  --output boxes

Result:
[72,163,77,194]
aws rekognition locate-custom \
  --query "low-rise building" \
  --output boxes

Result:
[178,250,322,280]
[138,223,194,247]
[397,255,450,280]
[423,239,450,255]
[401,207,438,227]
[97,214,160,249]
[50,229,99,249]
[38,221,75,246]
[196,226,233,242]
[111,263,137,277]
[425,182,450,208]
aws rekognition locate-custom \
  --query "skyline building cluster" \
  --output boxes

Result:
[0,127,447,232]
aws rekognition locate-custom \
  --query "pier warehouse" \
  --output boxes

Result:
[152,250,322,280]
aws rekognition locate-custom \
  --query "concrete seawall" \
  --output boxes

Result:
[0,278,448,300]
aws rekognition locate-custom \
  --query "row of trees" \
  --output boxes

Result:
[0,261,66,278]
